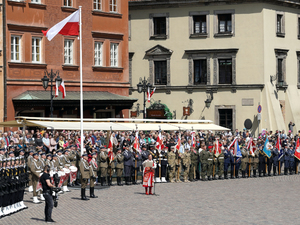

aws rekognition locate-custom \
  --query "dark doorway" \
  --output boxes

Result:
[219,109,233,131]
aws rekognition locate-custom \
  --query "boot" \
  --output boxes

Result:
[125,177,130,185]
[100,177,104,186]
[118,177,123,186]
[231,174,235,179]
[117,177,120,185]
[253,170,257,177]
[145,187,148,195]
[284,168,288,175]
[273,166,277,176]
[33,196,41,204]
[224,171,228,179]
[75,180,80,186]
[132,176,137,185]
[107,176,111,186]
[90,187,98,198]
[81,188,89,200]
[149,187,153,195]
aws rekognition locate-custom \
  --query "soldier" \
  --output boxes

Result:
[258,145,266,177]
[107,149,115,186]
[272,147,279,176]
[45,154,52,168]
[289,145,295,175]
[0,158,3,217]
[182,147,191,182]
[56,150,65,171]
[200,144,209,181]
[123,142,132,185]
[115,148,124,186]
[167,146,176,183]
[241,146,248,178]
[27,150,34,193]
[89,152,98,198]
[175,147,183,183]
[160,146,168,182]
[253,146,259,177]
[189,146,198,181]
[207,145,214,181]
[224,145,231,179]
[51,154,59,172]
[267,146,274,176]
[79,153,90,201]
[61,150,71,192]
[19,156,28,210]
[216,147,225,180]
[99,147,108,186]
[283,145,290,175]
[30,152,42,204]
[131,148,141,185]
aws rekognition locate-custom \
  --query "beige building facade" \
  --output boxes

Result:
[129,0,300,135]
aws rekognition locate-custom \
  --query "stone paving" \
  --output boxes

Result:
[1,175,300,225]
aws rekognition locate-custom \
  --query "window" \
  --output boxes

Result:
[219,109,233,131]
[32,37,41,63]
[154,61,167,85]
[277,58,283,82]
[64,0,72,7]
[276,12,285,37]
[94,42,103,66]
[11,35,21,62]
[149,13,169,39]
[275,48,288,86]
[154,17,166,35]
[110,0,117,12]
[64,39,73,64]
[193,15,207,34]
[219,59,232,84]
[277,15,283,33]
[110,43,118,67]
[298,17,300,38]
[31,0,41,3]
[194,59,207,84]
[218,14,232,33]
[94,0,101,11]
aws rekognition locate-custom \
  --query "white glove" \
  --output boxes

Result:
[158,164,161,167]
[154,150,156,153]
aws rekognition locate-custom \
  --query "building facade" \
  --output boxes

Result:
[4,0,135,123]
[129,0,300,134]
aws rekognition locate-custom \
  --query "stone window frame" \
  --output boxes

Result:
[10,32,24,63]
[215,105,236,132]
[212,50,238,85]
[149,57,170,86]
[274,49,288,86]
[186,52,211,85]
[149,13,169,40]
[129,14,131,41]
[213,9,235,37]
[298,15,300,39]
[276,11,285,38]
[189,11,210,38]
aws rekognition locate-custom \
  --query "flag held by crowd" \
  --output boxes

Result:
[229,137,242,157]
[263,137,272,158]
[213,139,221,157]
[295,138,300,160]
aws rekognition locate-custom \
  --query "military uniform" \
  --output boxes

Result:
[167,150,176,182]
[30,157,42,203]
[131,151,141,185]
[224,148,231,179]
[175,151,182,182]
[216,151,225,179]
[258,148,266,177]
[200,148,209,181]
[241,148,249,178]
[207,149,214,180]
[27,153,33,192]
[115,151,124,185]
[160,149,168,182]
[79,157,90,200]
[89,156,98,198]
[123,148,133,185]
[182,150,191,182]
[283,147,290,175]
[272,148,279,176]
[99,151,108,186]
[289,147,295,175]
[107,152,115,186]
[253,149,259,177]
[189,149,198,181]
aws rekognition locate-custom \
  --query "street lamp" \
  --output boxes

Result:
[42,69,62,117]
[137,77,152,119]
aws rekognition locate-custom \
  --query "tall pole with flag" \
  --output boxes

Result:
[79,6,84,155]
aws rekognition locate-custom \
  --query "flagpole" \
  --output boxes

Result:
[79,6,84,155]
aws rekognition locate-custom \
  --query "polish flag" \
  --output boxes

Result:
[175,133,181,151]
[133,131,140,153]
[42,10,79,41]
[213,139,221,157]
[295,138,300,160]
[191,131,196,148]
[276,135,281,150]
[55,81,66,99]
[107,133,114,162]
[156,132,164,152]
[247,137,256,156]
[147,87,151,102]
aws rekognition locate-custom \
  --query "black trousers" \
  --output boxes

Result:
[155,165,167,178]
[44,192,53,221]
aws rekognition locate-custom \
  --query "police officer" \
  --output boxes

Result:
[167,146,176,183]
[79,153,90,201]
[272,147,279,176]
[289,145,295,175]
[224,145,231,179]
[283,145,290,175]
[123,141,132,185]
[115,148,124,186]
[160,146,168,182]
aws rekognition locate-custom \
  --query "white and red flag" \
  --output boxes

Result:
[55,80,66,99]
[175,133,181,151]
[247,137,256,156]
[147,87,156,103]
[213,139,221,157]
[133,131,141,153]
[42,10,79,41]
[295,138,300,160]
[191,131,196,148]
[107,133,114,163]
[276,135,281,150]
[156,132,164,152]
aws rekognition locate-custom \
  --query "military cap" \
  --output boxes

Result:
[117,148,122,151]
[41,152,46,156]
[0,148,4,151]
[46,154,52,158]
[29,150,34,153]
[37,149,42,153]
[91,152,96,156]
[8,146,15,149]
[52,154,58,158]
[33,152,38,156]
[65,146,70,150]
[57,149,62,153]
[100,146,105,150]
[19,149,24,153]
[149,144,155,149]
[82,153,88,157]
[224,145,228,147]
[64,149,70,153]
[15,157,20,160]
[8,151,14,155]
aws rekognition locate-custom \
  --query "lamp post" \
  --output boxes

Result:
[41,69,62,117]
[137,77,152,119]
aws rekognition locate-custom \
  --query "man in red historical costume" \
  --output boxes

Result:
[142,154,155,195]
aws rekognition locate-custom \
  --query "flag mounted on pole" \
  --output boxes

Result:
[213,139,221,157]
[42,10,79,41]
[263,137,272,158]
[133,130,141,153]
[276,135,283,160]
[55,80,66,99]
[156,131,164,152]
[295,138,300,160]
[191,131,196,148]
[175,132,181,151]
[107,133,114,163]
[247,137,256,156]
[229,137,242,157]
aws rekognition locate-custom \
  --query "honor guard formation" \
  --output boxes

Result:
[0,125,299,217]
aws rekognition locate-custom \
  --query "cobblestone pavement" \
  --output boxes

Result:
[1,175,300,225]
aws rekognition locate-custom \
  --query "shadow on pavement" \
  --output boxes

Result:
[71,197,85,200]
[31,218,46,222]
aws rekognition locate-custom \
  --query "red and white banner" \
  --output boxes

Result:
[42,10,79,41]
[107,133,114,162]
[191,131,196,148]
[55,80,66,99]
[295,138,300,160]
[247,137,256,156]
[175,133,181,151]
[156,132,164,152]
[276,135,281,150]
[213,139,221,157]
[133,131,140,153]
[147,87,156,103]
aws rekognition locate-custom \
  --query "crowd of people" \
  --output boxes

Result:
[0,124,300,218]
